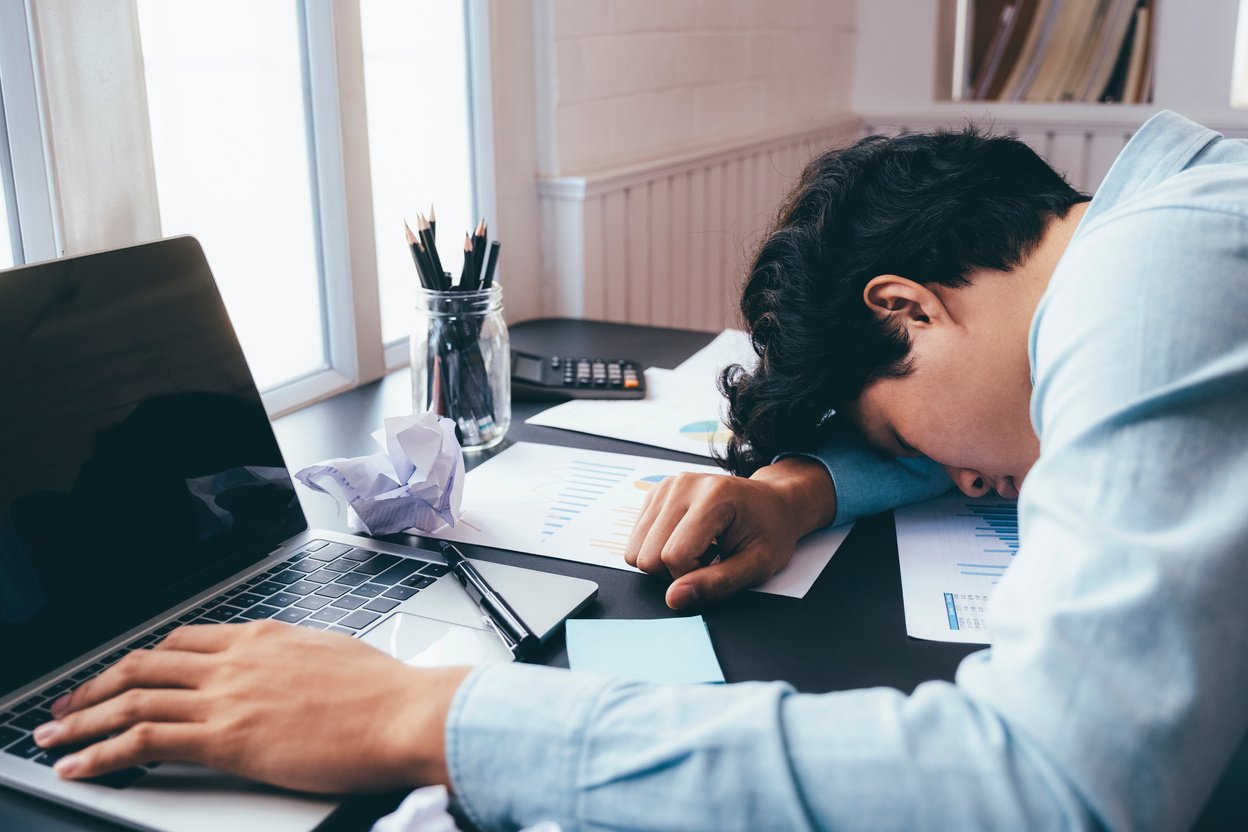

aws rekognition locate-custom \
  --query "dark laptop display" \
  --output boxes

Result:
[0,237,306,696]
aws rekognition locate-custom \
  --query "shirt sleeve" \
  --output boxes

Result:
[449,201,1248,831]
[777,422,952,525]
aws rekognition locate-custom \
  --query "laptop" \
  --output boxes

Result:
[0,237,598,831]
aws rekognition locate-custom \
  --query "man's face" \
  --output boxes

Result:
[845,273,1042,500]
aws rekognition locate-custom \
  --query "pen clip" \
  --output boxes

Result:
[481,612,519,655]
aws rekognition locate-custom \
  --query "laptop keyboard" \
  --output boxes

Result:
[0,539,448,788]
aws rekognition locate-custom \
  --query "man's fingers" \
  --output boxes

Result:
[659,507,729,579]
[38,689,202,749]
[623,479,670,567]
[632,496,692,575]
[156,623,240,654]
[52,722,204,781]
[54,650,212,717]
[665,545,778,609]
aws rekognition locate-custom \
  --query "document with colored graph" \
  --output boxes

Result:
[432,442,852,599]
[894,495,1020,644]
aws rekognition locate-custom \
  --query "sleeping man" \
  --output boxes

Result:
[35,111,1248,830]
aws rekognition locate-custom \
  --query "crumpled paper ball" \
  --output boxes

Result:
[295,412,464,535]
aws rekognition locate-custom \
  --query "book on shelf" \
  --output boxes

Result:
[963,0,1154,103]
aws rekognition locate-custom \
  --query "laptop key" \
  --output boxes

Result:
[12,710,52,731]
[103,650,128,664]
[382,586,417,601]
[252,581,286,596]
[4,735,42,759]
[353,583,387,598]
[327,626,355,635]
[269,570,304,585]
[293,594,331,611]
[153,622,179,636]
[240,604,281,620]
[419,562,450,577]
[41,679,74,698]
[273,607,311,624]
[341,548,376,562]
[304,570,337,585]
[204,606,243,622]
[313,583,351,599]
[363,598,400,614]
[310,607,347,623]
[333,572,368,587]
[400,575,437,590]
[13,697,42,713]
[322,560,353,574]
[234,592,266,607]
[286,580,319,596]
[351,554,402,576]
[371,562,423,585]
[337,610,381,630]
[304,539,330,552]
[330,595,366,611]
[309,543,352,561]
[0,726,23,749]
[266,592,301,607]
[72,663,105,682]
[225,585,248,596]
[297,620,329,629]
[87,767,148,789]
[289,560,319,574]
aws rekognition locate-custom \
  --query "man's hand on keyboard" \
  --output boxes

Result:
[32,621,467,792]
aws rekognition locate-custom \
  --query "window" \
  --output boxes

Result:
[0,137,13,270]
[136,0,327,391]
[360,0,478,346]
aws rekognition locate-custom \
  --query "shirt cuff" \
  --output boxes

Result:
[776,430,951,525]
[446,662,612,832]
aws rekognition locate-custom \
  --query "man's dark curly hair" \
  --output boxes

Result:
[718,126,1090,476]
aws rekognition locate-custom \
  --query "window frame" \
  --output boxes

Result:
[266,0,498,413]
[0,1,59,265]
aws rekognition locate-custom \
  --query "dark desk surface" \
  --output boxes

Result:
[0,317,1034,829]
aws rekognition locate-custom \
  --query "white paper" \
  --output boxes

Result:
[671,328,756,377]
[295,413,465,535]
[524,329,758,459]
[433,442,851,599]
[371,785,560,832]
[526,368,731,459]
[894,495,1019,644]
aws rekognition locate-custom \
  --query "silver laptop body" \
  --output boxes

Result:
[0,238,597,832]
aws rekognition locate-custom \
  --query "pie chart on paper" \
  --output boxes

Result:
[680,420,732,445]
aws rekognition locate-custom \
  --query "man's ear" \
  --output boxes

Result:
[862,275,948,331]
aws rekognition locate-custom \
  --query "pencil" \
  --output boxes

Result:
[428,203,437,241]
[405,220,433,288]
[472,218,486,287]
[481,240,501,289]
[459,233,474,289]
[417,214,446,289]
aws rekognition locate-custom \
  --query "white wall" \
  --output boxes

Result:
[537,0,856,175]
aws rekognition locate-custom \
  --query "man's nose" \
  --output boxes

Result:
[945,467,990,498]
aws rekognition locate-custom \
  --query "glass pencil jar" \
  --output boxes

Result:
[411,283,511,451]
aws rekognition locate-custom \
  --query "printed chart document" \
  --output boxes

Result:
[434,442,851,599]
[524,329,756,460]
[894,495,1019,644]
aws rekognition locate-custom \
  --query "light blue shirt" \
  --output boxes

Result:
[444,112,1248,831]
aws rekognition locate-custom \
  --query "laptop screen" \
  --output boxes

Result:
[0,237,307,697]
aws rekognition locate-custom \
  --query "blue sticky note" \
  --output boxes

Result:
[565,615,725,684]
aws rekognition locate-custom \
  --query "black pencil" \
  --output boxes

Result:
[459,233,474,289]
[418,214,446,289]
[481,240,501,289]
[471,218,486,287]
[405,220,433,288]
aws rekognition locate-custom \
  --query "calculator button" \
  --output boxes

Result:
[624,378,640,389]
[550,357,560,369]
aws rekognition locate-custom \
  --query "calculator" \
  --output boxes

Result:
[510,349,646,400]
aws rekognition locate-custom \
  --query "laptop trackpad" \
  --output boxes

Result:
[361,613,513,667]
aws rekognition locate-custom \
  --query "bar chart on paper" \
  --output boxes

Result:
[434,442,853,599]
[894,495,1020,644]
